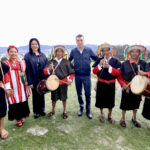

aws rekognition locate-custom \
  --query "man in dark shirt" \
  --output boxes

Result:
[69,34,98,119]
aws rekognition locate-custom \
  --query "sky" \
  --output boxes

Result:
[0,0,150,46]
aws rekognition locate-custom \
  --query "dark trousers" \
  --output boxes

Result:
[32,88,45,114]
[75,75,91,113]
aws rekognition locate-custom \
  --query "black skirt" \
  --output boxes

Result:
[95,81,115,109]
[120,90,141,111]
[8,101,30,121]
[142,98,150,120]
[51,84,68,101]
[0,88,7,118]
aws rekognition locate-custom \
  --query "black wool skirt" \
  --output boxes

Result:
[0,88,7,118]
[8,101,30,121]
[51,84,68,101]
[142,98,150,120]
[95,81,115,109]
[120,90,141,111]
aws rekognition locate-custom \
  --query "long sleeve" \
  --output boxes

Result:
[24,56,33,86]
[90,49,98,61]
[43,67,50,76]
[93,65,102,74]
[69,51,73,62]
[109,66,125,87]
[59,73,75,85]
[147,71,150,78]
[4,72,11,89]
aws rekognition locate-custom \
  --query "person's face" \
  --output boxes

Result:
[101,48,110,57]
[31,40,39,52]
[76,37,84,49]
[55,48,64,59]
[130,49,140,60]
[8,48,18,60]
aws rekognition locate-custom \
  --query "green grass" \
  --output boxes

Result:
[0,77,150,150]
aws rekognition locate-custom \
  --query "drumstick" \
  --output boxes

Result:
[138,65,140,72]
[55,78,71,84]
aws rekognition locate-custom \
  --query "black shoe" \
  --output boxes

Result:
[34,114,40,119]
[40,111,46,116]
[87,112,93,119]
[78,109,83,116]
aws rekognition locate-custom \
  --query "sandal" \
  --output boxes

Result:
[63,112,68,119]
[16,121,23,127]
[132,119,141,128]
[108,117,115,124]
[47,112,55,117]
[1,129,8,139]
[120,120,127,127]
[100,115,105,123]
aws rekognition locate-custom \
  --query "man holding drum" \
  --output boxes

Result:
[108,45,148,128]
[43,45,74,119]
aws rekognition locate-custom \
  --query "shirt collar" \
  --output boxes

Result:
[130,58,139,64]
[54,57,63,63]
[77,47,84,54]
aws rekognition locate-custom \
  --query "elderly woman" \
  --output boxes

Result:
[43,45,74,119]
[109,45,148,128]
[4,46,30,127]
[24,38,48,119]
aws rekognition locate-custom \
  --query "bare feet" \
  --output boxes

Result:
[1,129,8,139]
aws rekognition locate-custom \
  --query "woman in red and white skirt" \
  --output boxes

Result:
[4,45,30,127]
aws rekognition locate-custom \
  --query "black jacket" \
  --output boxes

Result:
[24,52,48,86]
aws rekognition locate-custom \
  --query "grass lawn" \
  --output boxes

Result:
[0,77,150,150]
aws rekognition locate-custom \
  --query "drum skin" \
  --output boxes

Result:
[46,75,59,91]
[131,75,150,97]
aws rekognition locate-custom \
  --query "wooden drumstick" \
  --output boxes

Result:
[55,78,71,84]
[138,65,140,72]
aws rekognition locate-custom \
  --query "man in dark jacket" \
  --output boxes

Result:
[69,34,98,119]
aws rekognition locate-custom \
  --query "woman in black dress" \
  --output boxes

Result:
[24,38,48,119]
[0,62,13,139]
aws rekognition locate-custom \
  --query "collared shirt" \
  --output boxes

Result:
[77,47,84,54]
[130,58,139,64]
[54,57,63,64]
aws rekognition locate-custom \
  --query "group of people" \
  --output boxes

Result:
[0,34,150,139]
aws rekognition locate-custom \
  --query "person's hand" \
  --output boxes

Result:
[66,81,72,86]
[138,70,147,76]
[122,83,128,90]
[5,89,14,97]
[49,63,54,71]
[103,63,109,69]
[29,85,33,89]
[99,59,105,66]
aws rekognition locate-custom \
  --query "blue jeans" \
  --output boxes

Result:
[75,75,91,113]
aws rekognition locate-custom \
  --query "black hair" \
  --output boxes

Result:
[76,34,84,39]
[29,38,41,53]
